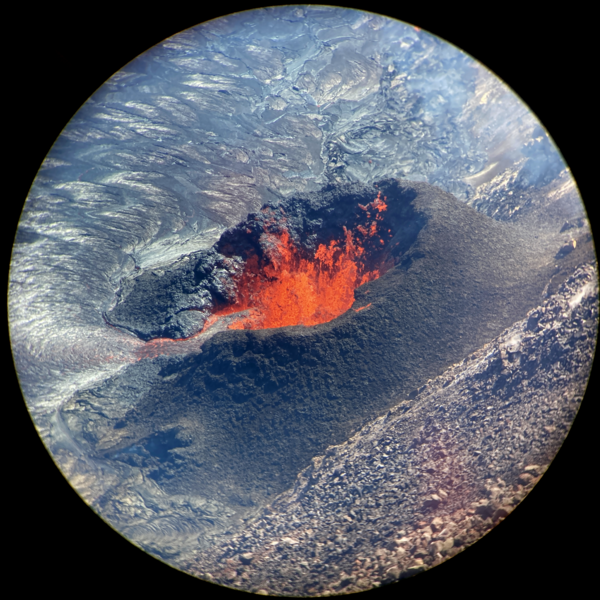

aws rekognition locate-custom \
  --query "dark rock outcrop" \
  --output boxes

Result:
[189,262,597,596]
[64,179,563,522]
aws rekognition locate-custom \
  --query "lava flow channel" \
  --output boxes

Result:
[203,192,391,331]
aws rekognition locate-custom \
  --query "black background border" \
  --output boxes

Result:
[6,3,595,597]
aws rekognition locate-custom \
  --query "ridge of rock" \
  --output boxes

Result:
[60,178,570,555]
[190,262,597,596]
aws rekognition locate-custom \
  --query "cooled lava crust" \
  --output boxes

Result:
[73,179,557,514]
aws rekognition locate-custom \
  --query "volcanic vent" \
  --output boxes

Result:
[201,190,400,333]
[91,179,560,518]
[105,181,423,342]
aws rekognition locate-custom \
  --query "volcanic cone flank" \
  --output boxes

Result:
[65,179,558,538]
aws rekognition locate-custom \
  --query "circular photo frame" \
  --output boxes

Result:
[8,5,596,597]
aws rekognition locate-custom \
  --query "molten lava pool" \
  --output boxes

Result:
[203,192,392,331]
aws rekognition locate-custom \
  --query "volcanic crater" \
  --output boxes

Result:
[70,178,559,537]
[104,179,427,340]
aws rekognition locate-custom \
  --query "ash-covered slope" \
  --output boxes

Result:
[62,179,564,542]
[190,263,597,597]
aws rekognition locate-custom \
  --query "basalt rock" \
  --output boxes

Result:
[62,179,569,529]
[190,263,597,596]
[104,178,551,341]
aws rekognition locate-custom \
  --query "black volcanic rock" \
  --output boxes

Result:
[64,178,562,535]
[104,179,425,340]
[104,178,555,342]
[190,264,597,596]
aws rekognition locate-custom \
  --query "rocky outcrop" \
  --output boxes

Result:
[189,262,597,596]
[66,179,564,524]
[103,178,557,342]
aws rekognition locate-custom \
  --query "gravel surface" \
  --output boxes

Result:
[190,262,597,596]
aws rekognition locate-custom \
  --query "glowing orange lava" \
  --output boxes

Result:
[204,193,390,331]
